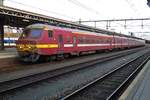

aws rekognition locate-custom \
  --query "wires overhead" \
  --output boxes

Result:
[5,0,76,20]
[68,0,124,27]
[68,0,100,15]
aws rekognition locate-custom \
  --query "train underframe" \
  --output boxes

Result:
[18,45,144,62]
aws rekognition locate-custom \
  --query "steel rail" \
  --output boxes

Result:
[0,47,143,94]
[61,50,150,100]
[106,54,150,100]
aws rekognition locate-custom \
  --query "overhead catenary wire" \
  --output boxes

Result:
[5,0,76,20]
[5,0,147,36]
[67,0,124,27]
[68,0,100,16]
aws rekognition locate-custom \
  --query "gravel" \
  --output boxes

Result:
[0,49,149,100]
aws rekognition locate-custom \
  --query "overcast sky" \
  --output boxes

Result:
[3,0,150,40]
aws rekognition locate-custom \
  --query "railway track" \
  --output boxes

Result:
[60,49,150,100]
[0,47,146,73]
[0,47,146,94]
[0,47,145,74]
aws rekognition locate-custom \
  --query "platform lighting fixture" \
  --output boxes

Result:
[22,19,29,22]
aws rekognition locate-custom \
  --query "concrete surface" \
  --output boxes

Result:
[119,60,150,100]
[0,48,18,59]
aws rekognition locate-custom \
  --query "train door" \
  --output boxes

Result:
[112,34,116,49]
[73,36,76,47]
[57,34,64,53]
[72,34,77,52]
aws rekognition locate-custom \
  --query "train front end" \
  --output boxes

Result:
[16,25,45,62]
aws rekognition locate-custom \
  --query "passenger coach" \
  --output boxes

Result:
[16,24,145,62]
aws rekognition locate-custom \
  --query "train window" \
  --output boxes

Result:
[89,38,92,43]
[21,28,31,38]
[97,40,99,43]
[108,39,111,43]
[30,30,42,38]
[78,37,83,43]
[106,39,109,43]
[102,39,105,43]
[48,30,53,37]
[78,38,81,43]
[67,37,70,43]
[73,37,76,46]
[21,29,42,38]
[86,39,89,43]
[101,39,104,43]
[92,39,94,43]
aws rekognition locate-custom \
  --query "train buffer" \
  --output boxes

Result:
[119,60,150,100]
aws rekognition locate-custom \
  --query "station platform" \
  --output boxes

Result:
[0,48,18,59]
[119,60,150,100]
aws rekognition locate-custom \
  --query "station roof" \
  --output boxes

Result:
[0,6,144,40]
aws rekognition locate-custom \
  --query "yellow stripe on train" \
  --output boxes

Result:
[36,44,58,48]
[16,44,58,49]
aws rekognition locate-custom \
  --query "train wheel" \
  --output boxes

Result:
[29,53,40,62]
[21,53,40,62]
[56,54,64,61]
[43,56,56,62]
[64,54,69,58]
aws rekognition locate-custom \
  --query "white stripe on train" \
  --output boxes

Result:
[64,44,73,47]
[77,44,110,47]
[64,43,129,47]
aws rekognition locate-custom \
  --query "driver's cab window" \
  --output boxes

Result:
[48,30,53,38]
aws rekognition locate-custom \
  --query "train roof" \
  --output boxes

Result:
[27,23,144,40]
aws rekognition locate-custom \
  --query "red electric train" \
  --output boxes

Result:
[16,24,145,62]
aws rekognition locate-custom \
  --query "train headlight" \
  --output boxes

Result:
[17,45,24,49]
[17,44,37,52]
[27,45,36,50]
[28,46,32,49]
[19,46,23,49]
